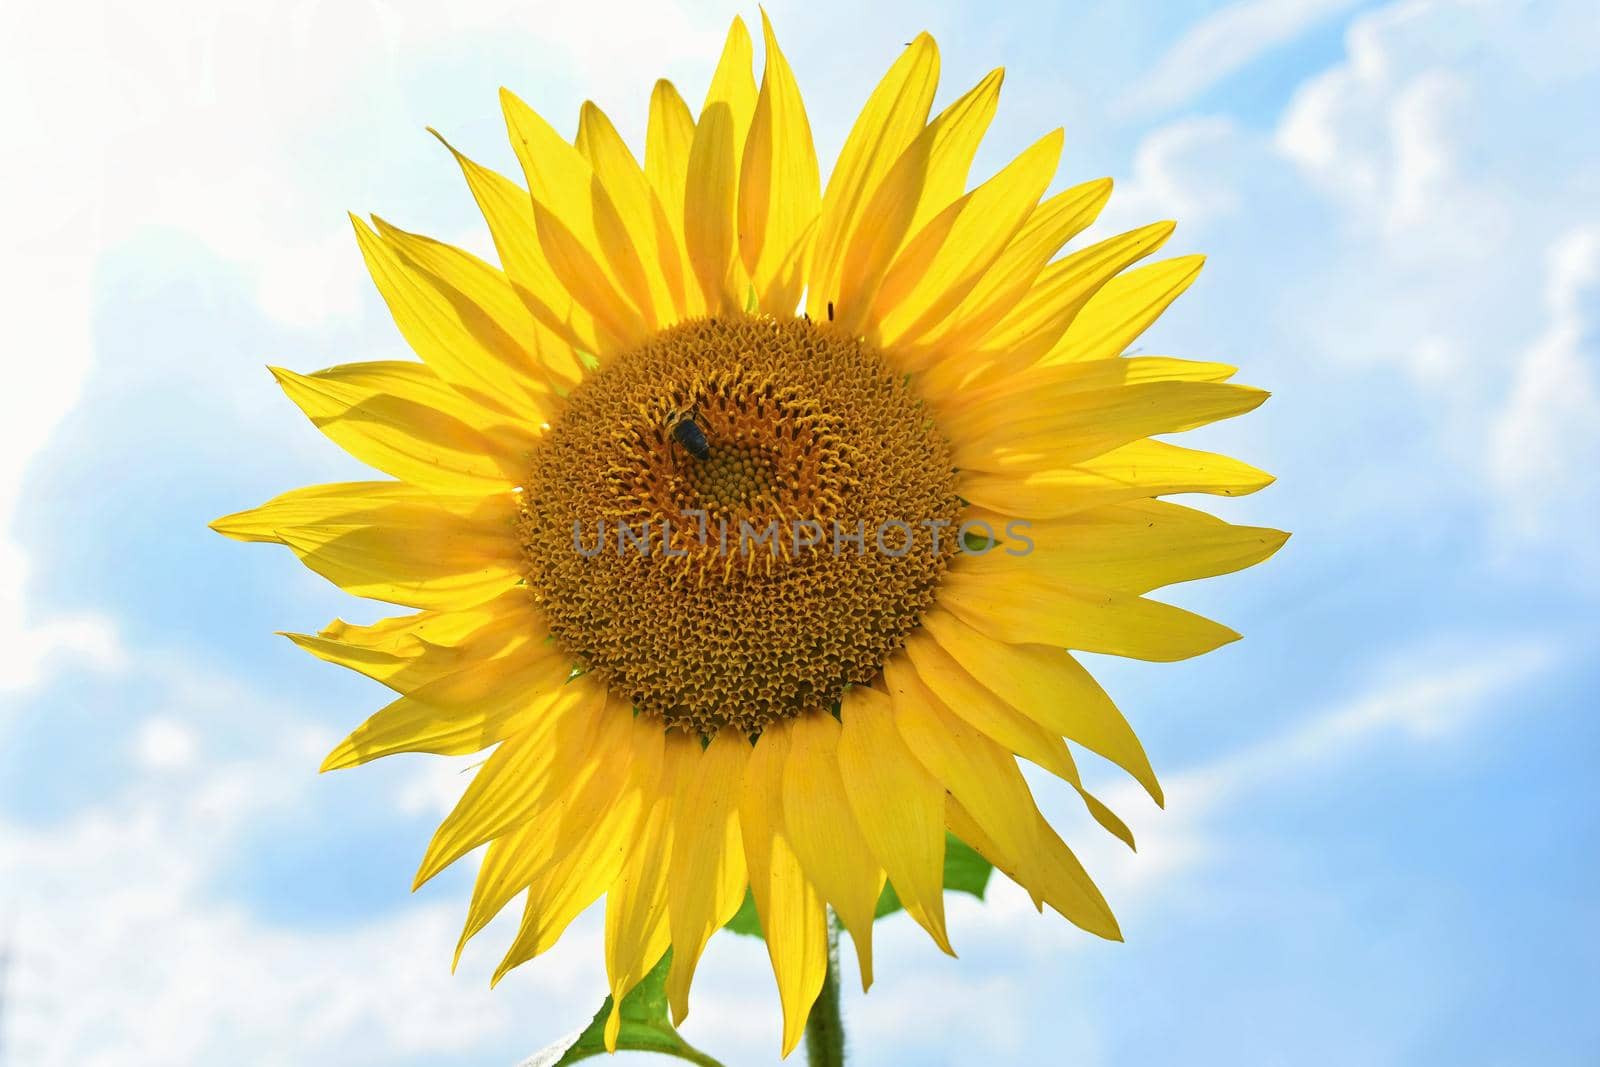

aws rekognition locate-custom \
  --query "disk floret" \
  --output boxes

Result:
[519,314,961,732]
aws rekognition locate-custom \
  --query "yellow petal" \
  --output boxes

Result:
[492,699,650,982]
[896,635,1135,849]
[685,17,758,312]
[283,586,531,691]
[887,670,1040,867]
[739,10,820,315]
[647,82,696,237]
[665,730,750,1024]
[414,681,607,887]
[943,353,1239,419]
[372,215,584,391]
[685,101,742,314]
[966,502,1290,594]
[873,128,1062,351]
[430,129,606,364]
[780,712,886,990]
[807,33,940,321]
[602,729,684,1051]
[1042,254,1206,365]
[576,101,688,324]
[210,480,495,545]
[947,798,1121,940]
[352,215,552,421]
[909,177,1113,354]
[957,438,1275,519]
[836,685,952,955]
[740,723,828,1057]
[320,638,584,770]
[896,633,1076,782]
[832,69,1004,335]
[270,362,531,494]
[920,607,1161,803]
[500,88,652,345]
[948,381,1270,473]
[454,820,550,969]
[941,557,1241,662]
[964,220,1176,371]
[275,498,521,610]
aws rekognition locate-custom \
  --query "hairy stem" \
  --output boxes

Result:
[804,914,846,1067]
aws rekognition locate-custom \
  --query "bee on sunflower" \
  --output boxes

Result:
[214,12,1285,1062]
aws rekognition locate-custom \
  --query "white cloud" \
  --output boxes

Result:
[133,716,200,772]
[1120,0,1363,116]
[0,0,731,693]
[1099,116,1247,233]
[0,659,611,1067]
[1489,228,1600,576]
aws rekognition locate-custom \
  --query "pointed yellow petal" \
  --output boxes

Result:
[684,17,758,312]
[921,608,1162,803]
[740,723,828,1057]
[665,730,750,1024]
[351,215,551,421]
[454,820,553,970]
[647,79,696,235]
[957,439,1275,519]
[501,88,652,345]
[275,499,521,610]
[414,680,607,887]
[210,481,494,545]
[887,670,1040,867]
[320,638,584,770]
[685,101,742,314]
[807,33,939,320]
[602,729,683,1051]
[780,713,885,990]
[832,69,1004,335]
[910,177,1113,353]
[1041,254,1206,365]
[836,685,952,955]
[270,362,531,493]
[492,700,650,981]
[947,798,1121,940]
[967,503,1290,594]
[948,381,1270,473]
[941,557,1242,661]
[964,220,1176,369]
[371,216,583,394]
[284,586,532,691]
[896,633,1076,782]
[576,101,687,324]
[739,11,820,315]
[873,128,1062,351]
[430,129,605,366]
[944,354,1239,419]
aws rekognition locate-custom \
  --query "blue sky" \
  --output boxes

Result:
[2,0,1597,1063]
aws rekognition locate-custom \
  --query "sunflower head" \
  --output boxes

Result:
[214,12,1284,1057]
[521,313,960,734]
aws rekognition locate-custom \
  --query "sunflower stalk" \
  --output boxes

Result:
[805,915,847,1067]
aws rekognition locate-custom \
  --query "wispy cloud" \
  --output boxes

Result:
[1118,0,1363,116]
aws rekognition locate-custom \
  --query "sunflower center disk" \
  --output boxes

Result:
[518,314,961,734]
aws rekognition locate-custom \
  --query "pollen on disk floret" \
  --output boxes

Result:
[517,314,961,734]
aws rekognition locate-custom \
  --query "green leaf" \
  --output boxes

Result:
[723,833,995,936]
[522,949,726,1067]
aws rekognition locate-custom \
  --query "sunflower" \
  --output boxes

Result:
[214,13,1284,1057]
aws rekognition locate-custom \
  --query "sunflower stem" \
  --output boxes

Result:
[805,913,846,1067]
